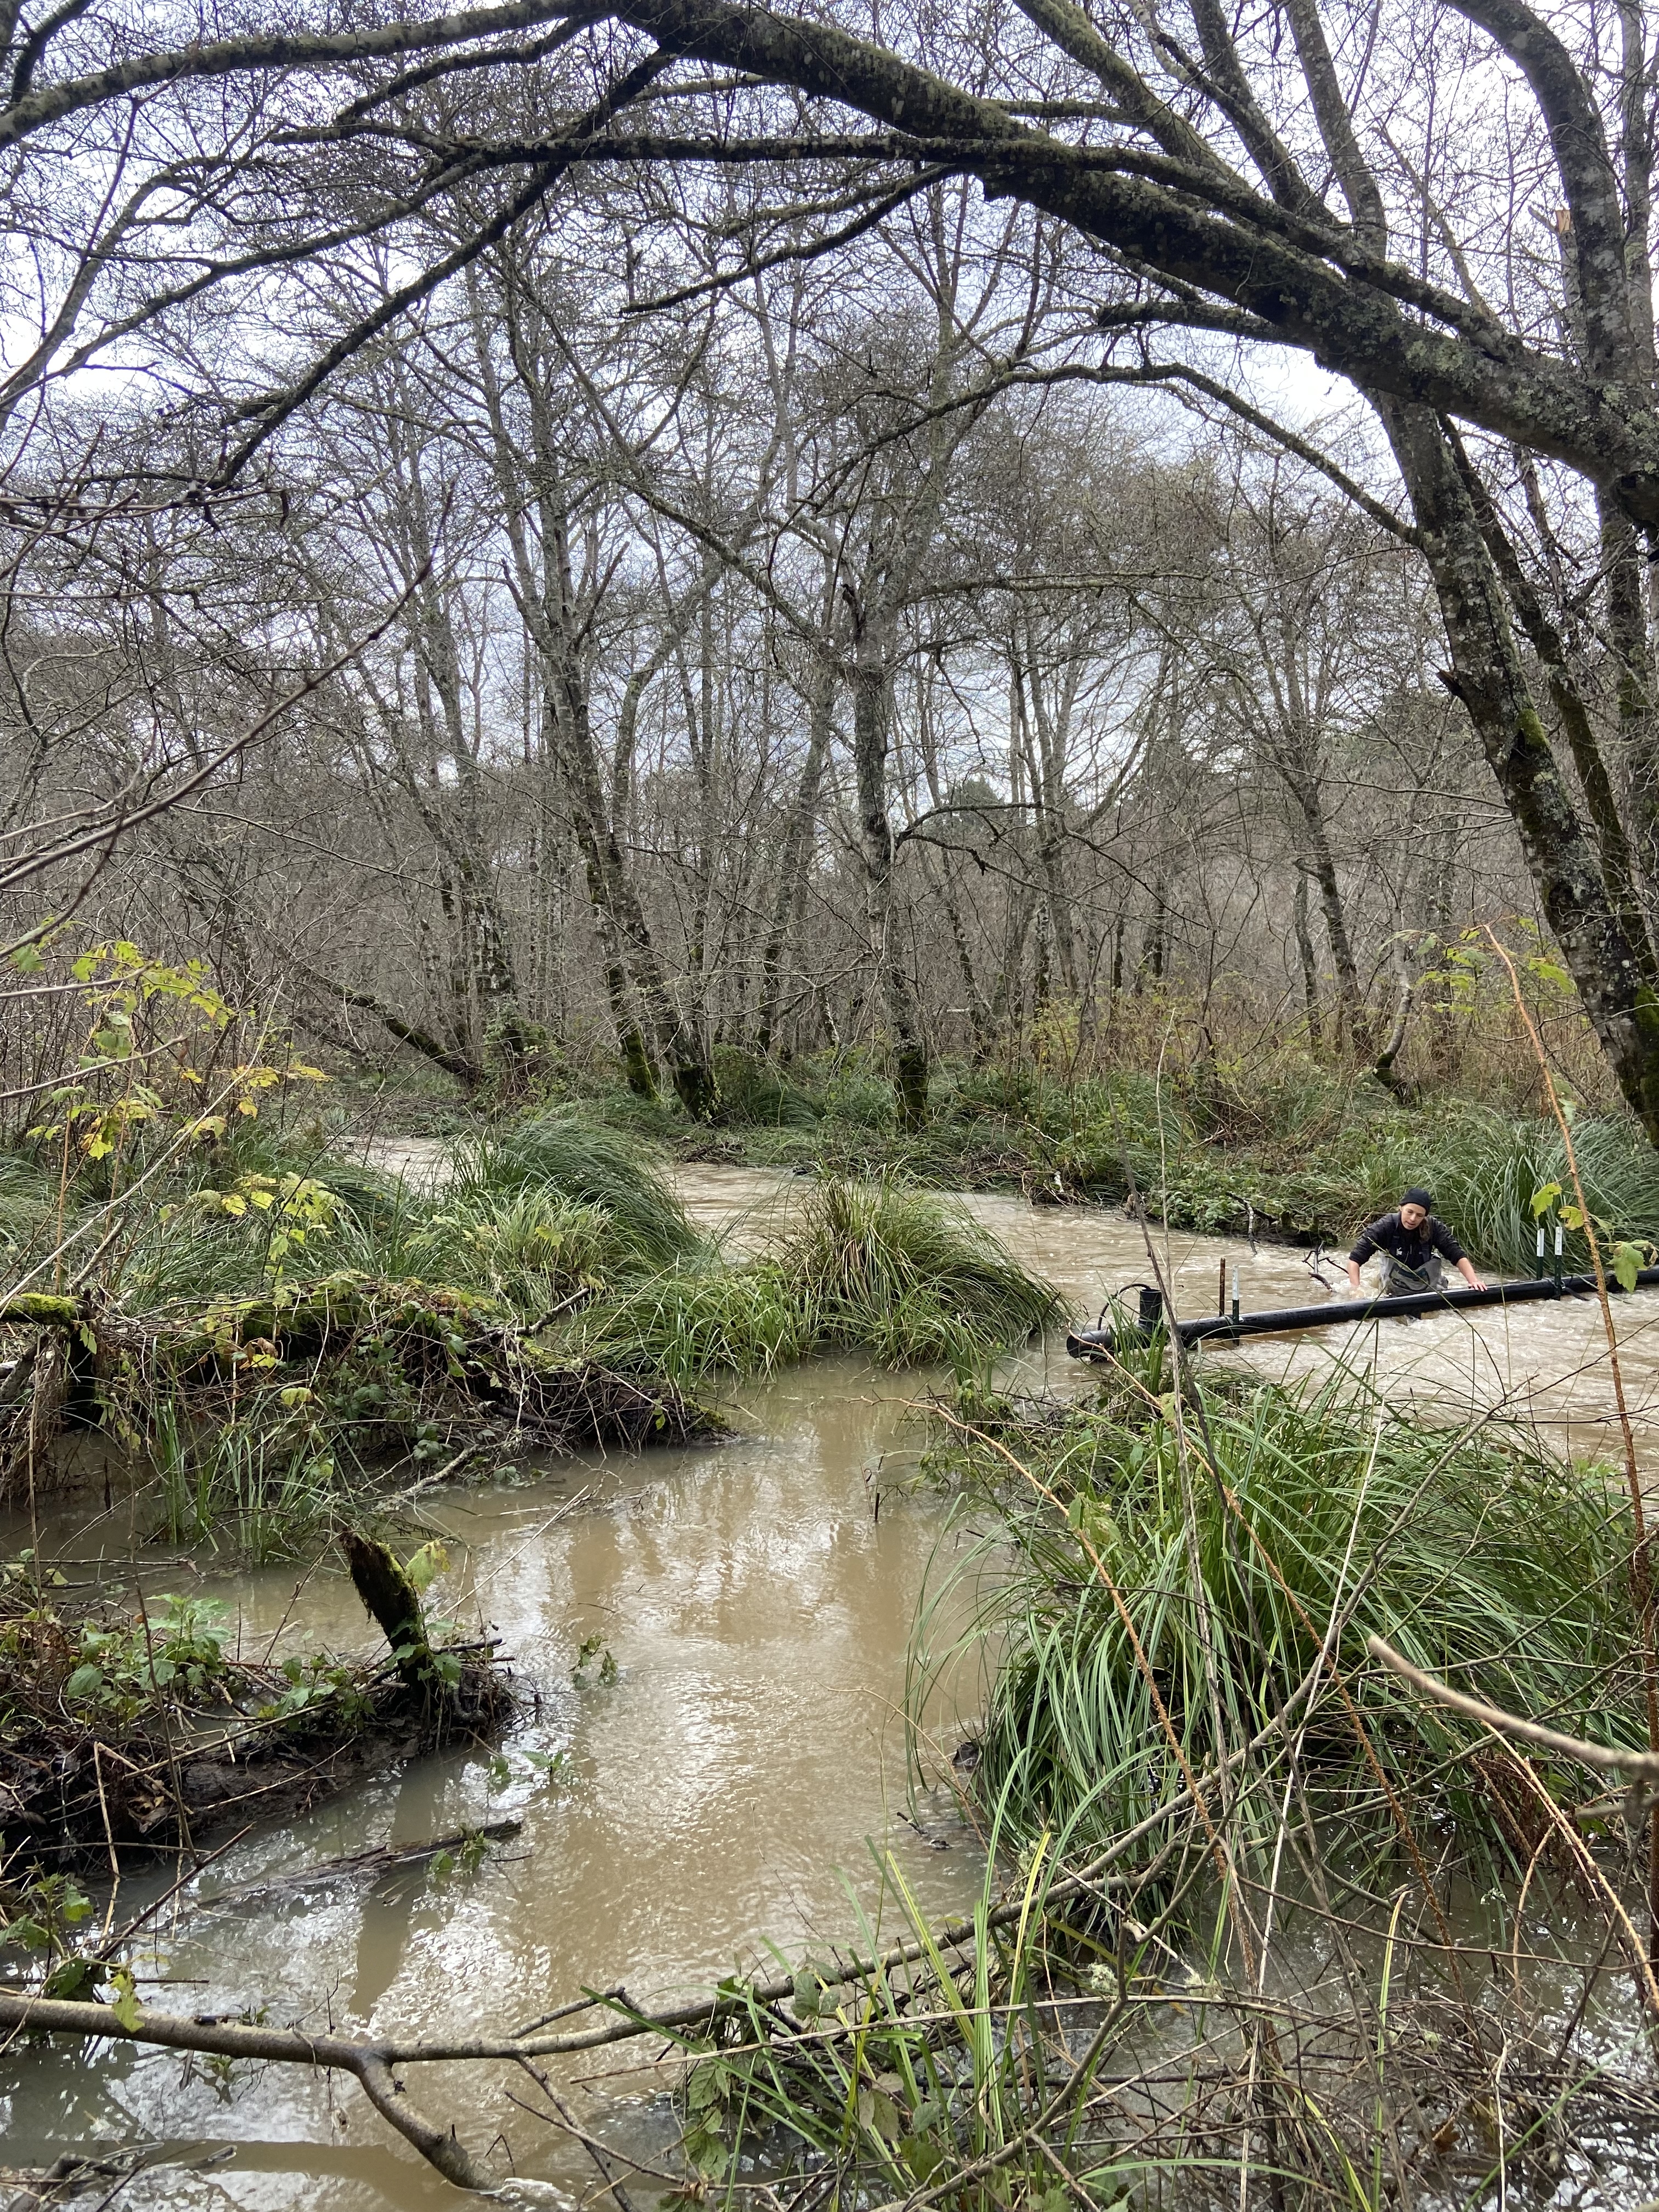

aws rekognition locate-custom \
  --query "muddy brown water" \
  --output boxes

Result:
[6,1164,1659,2205]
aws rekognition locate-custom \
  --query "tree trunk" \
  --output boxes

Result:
[1297,795,1369,1054]
[1600,492,1659,901]
[1292,865,1321,1046]
[330,980,482,1087]
[1382,398,1659,1141]
[757,659,834,1055]
[852,651,928,1128]
[340,1528,433,1691]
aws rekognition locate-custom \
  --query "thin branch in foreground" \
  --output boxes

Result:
[1364,1633,1659,1780]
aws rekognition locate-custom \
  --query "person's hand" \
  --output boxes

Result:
[1464,1271,1488,1293]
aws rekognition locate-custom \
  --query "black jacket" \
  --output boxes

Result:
[1348,1212,1465,1269]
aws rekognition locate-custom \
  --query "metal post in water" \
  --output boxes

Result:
[1554,1222,1564,1293]
[1231,1265,1241,1327]
[1217,1259,1226,1315]
[1536,1222,1546,1279]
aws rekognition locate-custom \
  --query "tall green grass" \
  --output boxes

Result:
[456,1111,702,1269]
[152,1399,347,1560]
[1404,1105,1659,1275]
[400,1186,613,1319]
[785,1176,1061,1363]
[574,1176,1061,1385]
[917,1356,1643,1871]
[577,1257,819,1385]
[0,1152,57,1261]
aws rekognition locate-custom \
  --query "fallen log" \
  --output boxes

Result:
[0,1270,716,1492]
[190,1819,523,1916]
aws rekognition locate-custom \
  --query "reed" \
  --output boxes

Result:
[0,1152,57,1261]
[153,1398,346,1561]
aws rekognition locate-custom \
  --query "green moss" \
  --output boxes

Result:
[0,1294,82,1328]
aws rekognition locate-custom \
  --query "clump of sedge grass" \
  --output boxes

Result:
[0,1152,57,1263]
[458,1110,702,1269]
[576,1257,819,1387]
[782,1175,1061,1364]
[916,1354,1643,1876]
[1407,1103,1659,1276]
[402,1186,613,1322]
[573,1176,1060,1385]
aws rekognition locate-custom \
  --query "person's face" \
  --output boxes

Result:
[1399,1203,1427,1232]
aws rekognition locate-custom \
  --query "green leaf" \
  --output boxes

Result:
[9,941,43,974]
[42,1956,99,2002]
[857,2086,901,2142]
[900,2135,945,2182]
[687,2063,725,2113]
[1614,1243,1643,1293]
[1530,1182,1562,1220]
[108,1967,142,2032]
[403,1539,448,1595]
[63,1664,102,1701]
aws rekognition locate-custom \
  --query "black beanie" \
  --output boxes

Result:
[1401,1187,1434,1211]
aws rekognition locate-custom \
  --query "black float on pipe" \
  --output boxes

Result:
[1066,1266,1659,1361]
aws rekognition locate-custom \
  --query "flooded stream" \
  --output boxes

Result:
[7,1165,1659,2204]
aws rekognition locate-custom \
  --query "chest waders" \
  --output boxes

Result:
[1381,1251,1444,1296]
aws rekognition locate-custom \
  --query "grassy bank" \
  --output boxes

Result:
[0,1111,1058,1550]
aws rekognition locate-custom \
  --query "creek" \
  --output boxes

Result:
[4,1165,1659,2206]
